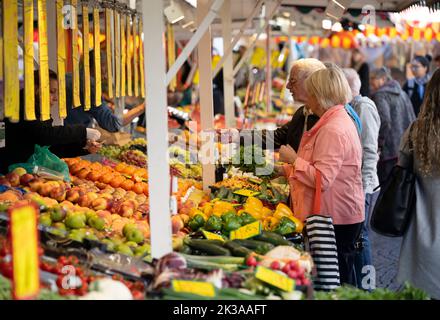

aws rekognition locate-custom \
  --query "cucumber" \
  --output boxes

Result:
[223,241,253,257]
[180,245,193,254]
[231,239,274,254]
[254,231,292,246]
[185,239,231,256]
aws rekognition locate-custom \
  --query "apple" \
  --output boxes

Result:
[77,168,91,179]
[132,183,144,195]
[59,200,75,210]
[119,205,134,218]
[50,186,66,202]
[39,182,54,197]
[77,195,91,208]
[12,167,27,177]
[96,210,112,226]
[92,197,108,211]
[6,172,20,187]
[171,215,185,234]
[0,190,22,203]
[19,174,34,187]
[66,189,80,203]
[86,192,99,202]
[87,171,102,182]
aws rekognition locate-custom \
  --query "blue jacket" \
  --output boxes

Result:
[64,73,122,132]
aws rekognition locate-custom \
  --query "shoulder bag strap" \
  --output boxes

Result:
[313,170,322,214]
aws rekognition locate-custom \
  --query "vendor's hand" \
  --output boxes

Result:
[279,144,297,164]
[86,128,101,141]
[85,140,102,154]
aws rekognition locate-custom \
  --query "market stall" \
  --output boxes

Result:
[0,0,436,301]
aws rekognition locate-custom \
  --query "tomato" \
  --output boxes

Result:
[0,261,13,279]
[58,256,69,266]
[131,290,144,300]
[76,281,88,296]
[68,256,79,265]
[302,278,311,286]
[287,270,298,279]
[245,255,258,267]
[40,262,54,273]
[288,261,299,271]
[37,247,44,257]
[281,264,291,274]
[270,261,281,270]
[133,281,145,291]
[58,288,76,296]
[0,246,10,257]
[75,266,84,277]
[54,262,65,275]
[56,275,65,288]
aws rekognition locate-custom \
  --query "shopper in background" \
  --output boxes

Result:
[370,67,415,185]
[0,70,101,173]
[351,47,370,97]
[279,66,364,286]
[397,68,440,299]
[403,55,432,116]
[343,68,381,290]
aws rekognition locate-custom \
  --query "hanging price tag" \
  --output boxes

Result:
[172,280,216,298]
[255,266,294,292]
[230,221,262,240]
[202,230,225,242]
[8,204,40,299]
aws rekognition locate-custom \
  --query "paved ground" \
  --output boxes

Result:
[370,231,403,290]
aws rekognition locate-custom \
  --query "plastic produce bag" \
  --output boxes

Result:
[8,145,70,181]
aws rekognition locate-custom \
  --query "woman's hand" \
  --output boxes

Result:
[274,164,285,177]
[279,144,298,164]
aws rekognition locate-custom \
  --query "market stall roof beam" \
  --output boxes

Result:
[165,0,224,86]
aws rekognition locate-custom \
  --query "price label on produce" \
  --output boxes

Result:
[172,280,216,298]
[202,230,225,242]
[255,266,294,292]
[8,204,40,299]
[230,221,262,240]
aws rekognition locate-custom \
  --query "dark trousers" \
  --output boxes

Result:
[334,222,363,286]
[377,158,398,185]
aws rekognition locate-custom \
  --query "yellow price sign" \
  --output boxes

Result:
[202,230,225,242]
[172,280,216,298]
[9,204,40,299]
[255,266,294,292]
[230,221,262,240]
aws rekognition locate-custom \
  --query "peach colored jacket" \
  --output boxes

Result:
[284,105,365,225]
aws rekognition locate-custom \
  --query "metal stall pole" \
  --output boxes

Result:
[141,0,173,258]
[221,0,235,128]
[198,0,217,191]
[265,0,274,113]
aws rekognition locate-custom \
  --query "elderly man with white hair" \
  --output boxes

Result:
[343,68,381,291]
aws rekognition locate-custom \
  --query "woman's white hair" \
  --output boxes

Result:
[291,58,326,81]
[305,65,353,110]
[342,68,361,97]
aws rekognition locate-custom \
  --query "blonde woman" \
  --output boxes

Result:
[397,68,440,299]
[279,65,365,285]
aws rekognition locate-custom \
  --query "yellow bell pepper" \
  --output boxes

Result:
[212,201,236,217]
[274,203,293,217]
[263,216,280,231]
[261,207,273,218]
[189,208,204,218]
[288,215,304,233]
[201,203,213,217]
[246,197,263,209]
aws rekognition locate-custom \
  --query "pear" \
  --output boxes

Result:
[65,214,86,229]
[115,244,133,256]
[126,228,144,244]
[39,213,52,227]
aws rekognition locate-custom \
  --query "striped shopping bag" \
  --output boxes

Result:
[304,171,341,291]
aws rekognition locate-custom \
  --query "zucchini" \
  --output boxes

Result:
[181,254,245,264]
[231,239,274,254]
[254,231,292,246]
[185,239,231,256]
[223,241,253,257]
[180,245,193,254]
[217,187,229,199]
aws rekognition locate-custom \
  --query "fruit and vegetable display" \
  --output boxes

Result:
[176,196,303,241]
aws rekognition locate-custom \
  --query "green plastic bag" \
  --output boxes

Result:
[8,145,70,181]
